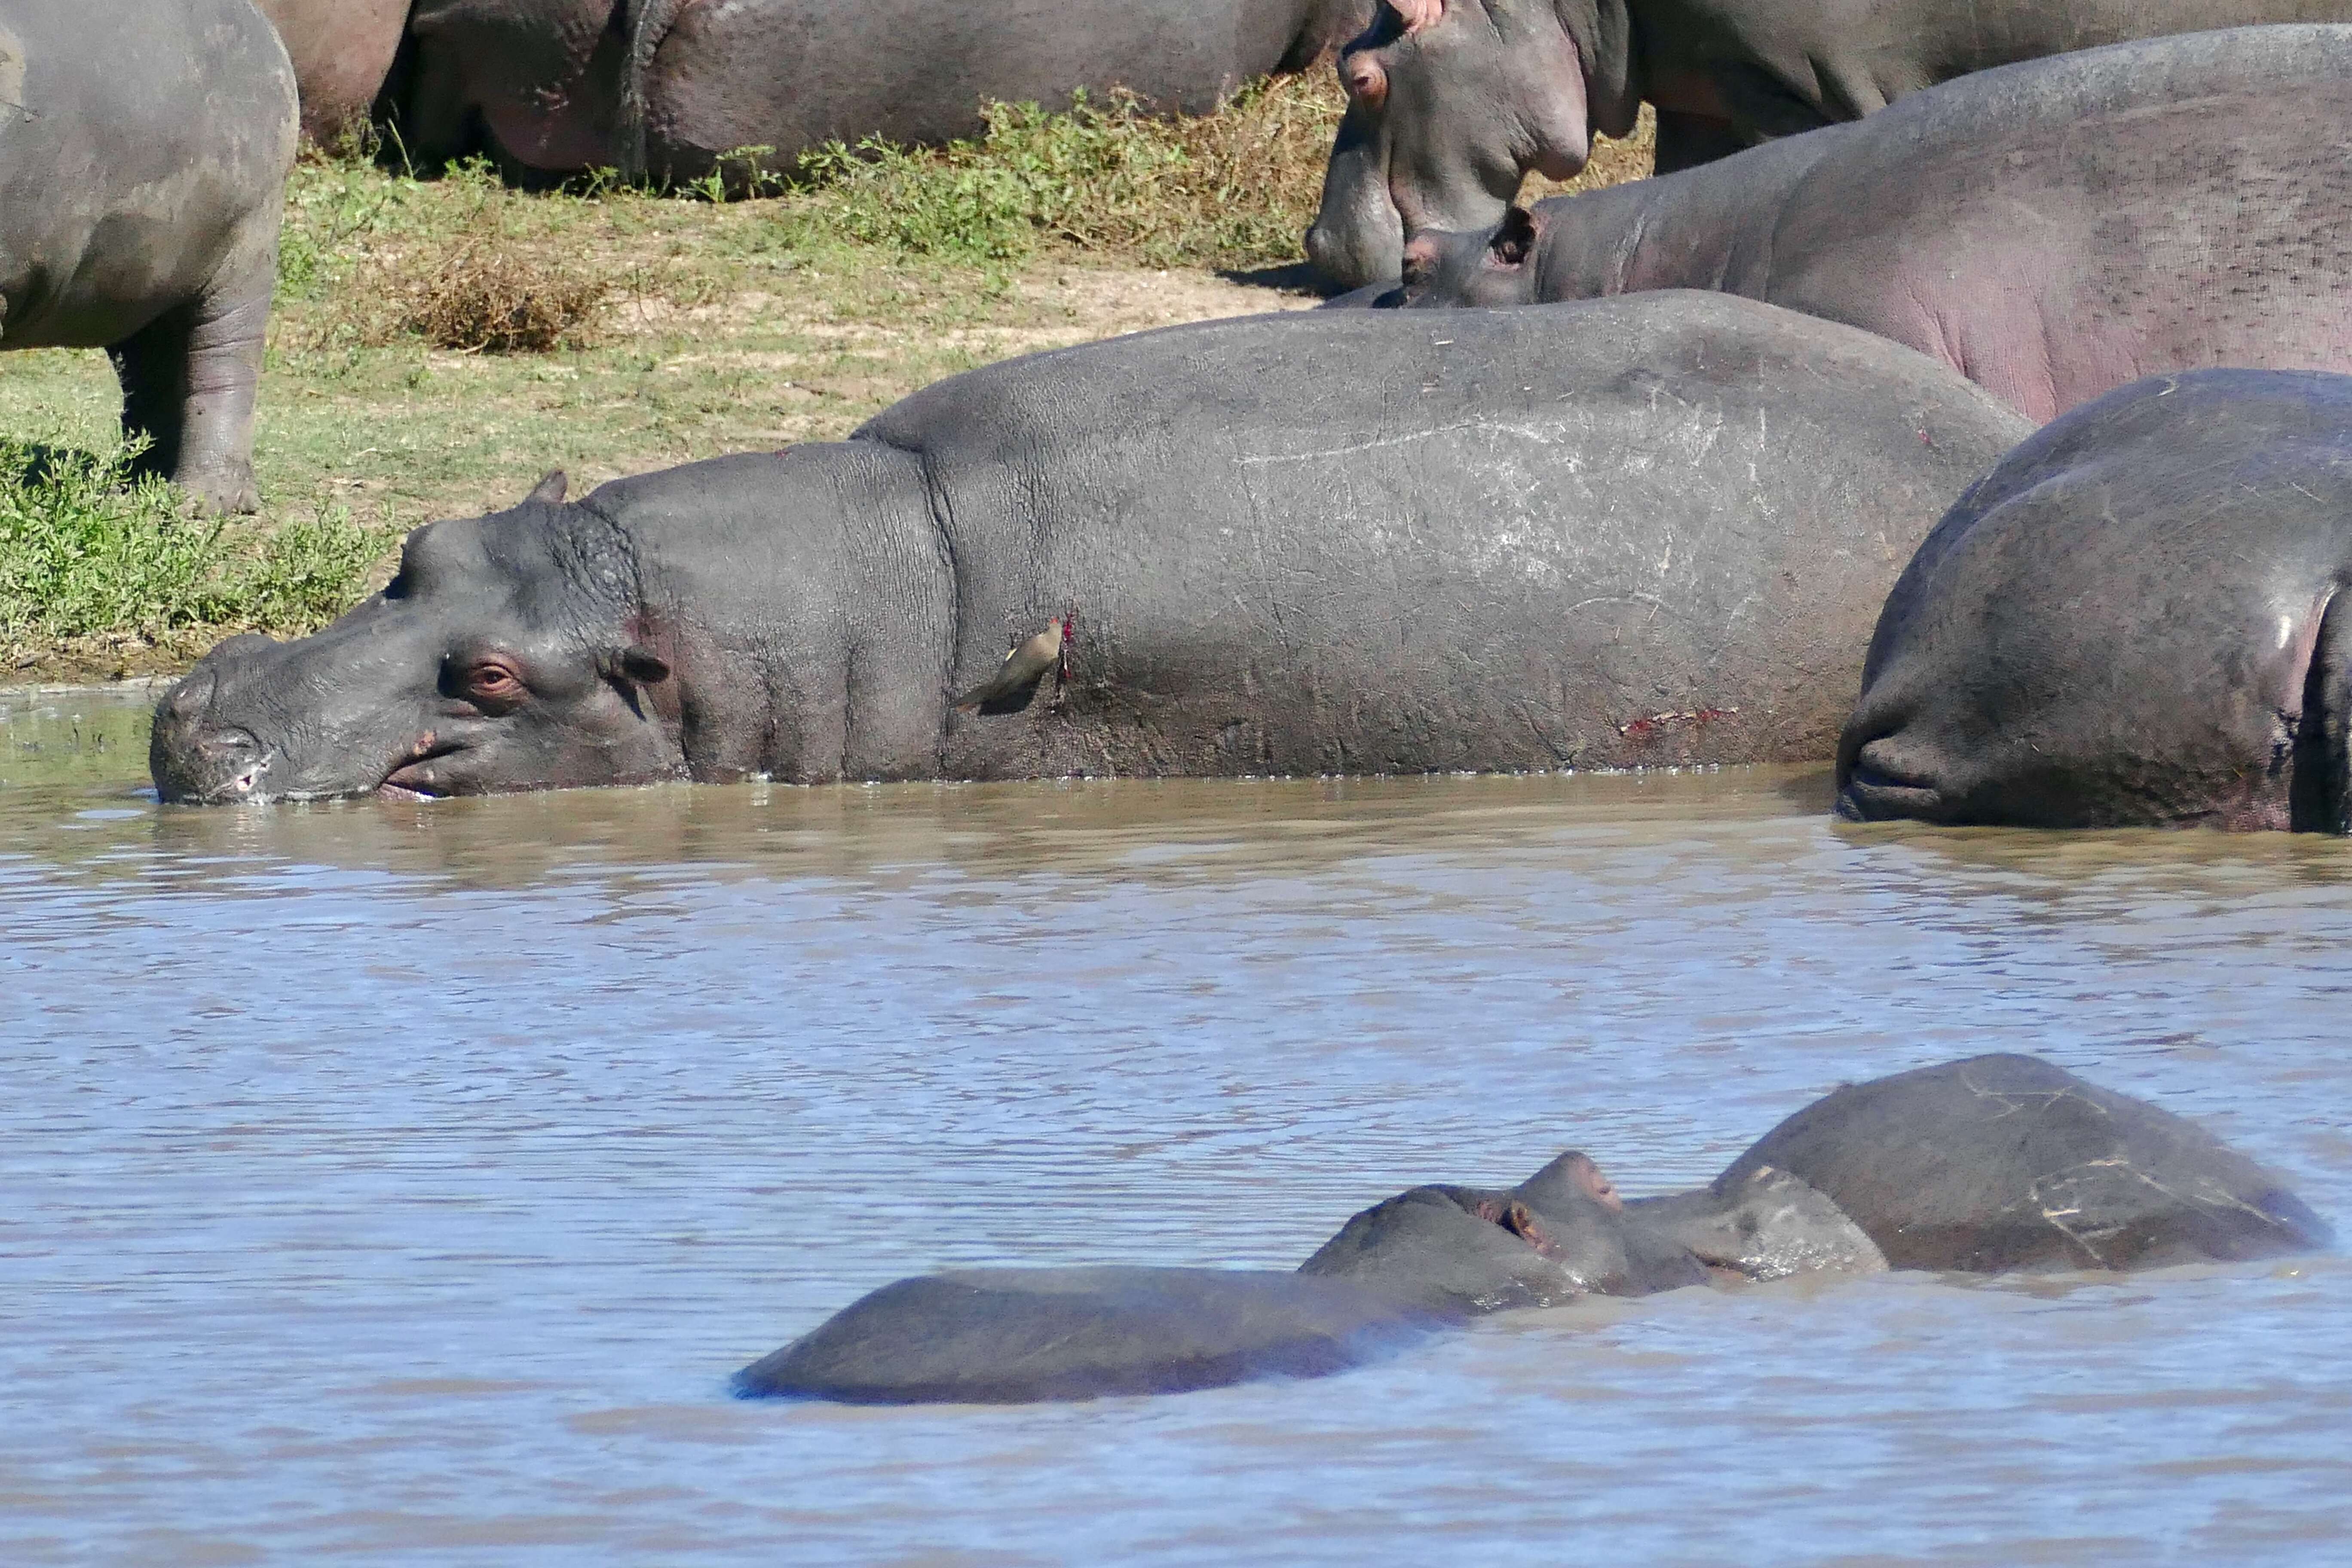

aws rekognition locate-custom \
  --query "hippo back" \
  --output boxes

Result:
[1718,1054,2331,1271]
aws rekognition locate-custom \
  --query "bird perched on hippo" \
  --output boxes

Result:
[1384,26,2352,424]
[148,292,2031,803]
[735,1055,2329,1405]
[0,0,297,514]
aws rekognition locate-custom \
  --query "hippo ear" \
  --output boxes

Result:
[616,646,671,686]
[525,469,569,505]
[1391,0,1445,34]
[1400,233,1440,287]
[1488,207,1540,269]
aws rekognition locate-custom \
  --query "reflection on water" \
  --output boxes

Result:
[2,686,2348,1563]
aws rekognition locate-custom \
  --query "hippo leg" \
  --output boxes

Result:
[110,276,270,516]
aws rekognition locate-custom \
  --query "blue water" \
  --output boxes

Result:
[2,687,2346,1564]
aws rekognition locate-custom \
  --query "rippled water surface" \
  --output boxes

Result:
[4,686,2349,1565]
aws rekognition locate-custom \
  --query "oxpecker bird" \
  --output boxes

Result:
[953,612,1073,713]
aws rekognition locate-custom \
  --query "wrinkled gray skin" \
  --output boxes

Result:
[1305,0,2352,288]
[1298,1151,1714,1310]
[151,293,2030,804]
[1840,370,2352,832]
[1392,27,2352,424]
[253,0,409,143]
[0,0,297,515]
[396,0,1372,184]
[731,1267,1448,1405]
[1724,1055,2335,1271]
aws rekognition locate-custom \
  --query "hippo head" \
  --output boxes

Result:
[150,473,681,803]
[1305,0,1618,290]
[1394,205,1545,306]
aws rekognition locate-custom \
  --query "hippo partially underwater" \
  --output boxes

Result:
[150,293,2029,802]
[1386,27,2352,424]
[735,1055,2328,1405]
[1840,369,2352,833]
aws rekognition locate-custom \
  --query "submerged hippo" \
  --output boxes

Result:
[1305,0,2352,287]
[737,1056,2324,1405]
[1839,370,2352,832]
[1390,27,2352,423]
[1,0,298,514]
[150,292,2028,802]
[396,0,1373,184]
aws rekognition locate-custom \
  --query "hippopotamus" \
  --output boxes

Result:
[394,0,1375,184]
[253,0,409,143]
[732,1268,1452,1405]
[1722,1055,2333,1268]
[148,291,2029,803]
[0,0,297,515]
[1304,1,2352,288]
[1386,27,2352,424]
[736,1056,2324,1405]
[1838,370,2352,833]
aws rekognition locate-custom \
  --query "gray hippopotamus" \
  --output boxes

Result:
[1305,0,2352,288]
[1,0,297,515]
[1387,26,2352,424]
[1724,1055,2332,1268]
[737,1056,2325,1405]
[254,0,410,143]
[395,0,1373,184]
[148,291,2029,803]
[1839,370,2352,833]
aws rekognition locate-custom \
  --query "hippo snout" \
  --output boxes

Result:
[150,658,276,803]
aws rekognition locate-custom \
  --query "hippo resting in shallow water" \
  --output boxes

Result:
[1,0,297,514]
[736,1055,2328,1404]
[1841,370,2352,833]
[149,292,2028,802]
[1388,27,2352,424]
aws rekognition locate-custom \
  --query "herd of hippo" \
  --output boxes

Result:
[19,3,2339,830]
[7,2,2349,1404]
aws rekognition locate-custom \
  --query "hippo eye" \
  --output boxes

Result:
[462,660,525,707]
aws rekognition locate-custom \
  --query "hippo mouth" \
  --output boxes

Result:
[376,733,473,800]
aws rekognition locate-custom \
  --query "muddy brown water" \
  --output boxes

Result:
[3,686,2348,1564]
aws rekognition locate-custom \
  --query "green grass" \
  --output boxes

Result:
[0,436,397,645]
[0,77,1652,682]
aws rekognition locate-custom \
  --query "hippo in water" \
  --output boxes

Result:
[395,0,1373,185]
[149,292,2029,802]
[1839,369,2352,833]
[1304,0,2352,287]
[1,0,297,514]
[736,1056,2325,1404]
[1386,27,2352,424]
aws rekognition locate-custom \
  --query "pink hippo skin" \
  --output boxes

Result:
[1393,26,2352,423]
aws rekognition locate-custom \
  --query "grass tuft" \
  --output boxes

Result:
[380,235,613,353]
[789,75,1350,270]
[0,436,397,645]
